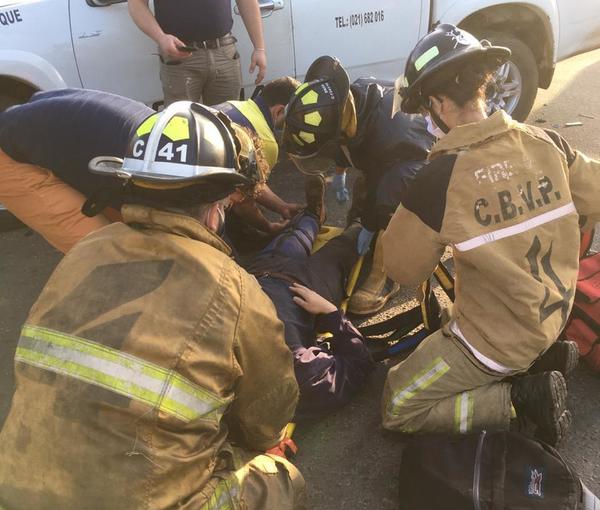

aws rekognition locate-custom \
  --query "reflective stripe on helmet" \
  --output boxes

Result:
[415,46,440,71]
[136,113,159,137]
[298,131,316,144]
[16,324,230,423]
[301,90,319,105]
[163,116,190,141]
[304,111,323,127]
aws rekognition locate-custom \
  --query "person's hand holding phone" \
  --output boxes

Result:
[158,33,193,60]
[290,283,337,315]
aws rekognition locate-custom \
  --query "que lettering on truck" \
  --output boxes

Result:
[0,8,23,26]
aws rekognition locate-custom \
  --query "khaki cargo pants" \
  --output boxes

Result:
[160,41,242,106]
[197,445,306,510]
[382,326,514,434]
[0,148,110,253]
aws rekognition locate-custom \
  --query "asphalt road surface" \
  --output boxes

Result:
[2,49,600,508]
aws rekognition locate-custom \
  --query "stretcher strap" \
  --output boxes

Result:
[360,262,454,359]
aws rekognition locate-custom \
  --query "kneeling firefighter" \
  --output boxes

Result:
[282,56,435,315]
[381,25,600,445]
[0,102,305,509]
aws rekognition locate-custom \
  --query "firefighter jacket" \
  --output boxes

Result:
[0,204,299,510]
[337,79,435,231]
[382,111,600,370]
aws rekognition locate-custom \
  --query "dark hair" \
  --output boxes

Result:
[425,58,494,108]
[261,76,300,107]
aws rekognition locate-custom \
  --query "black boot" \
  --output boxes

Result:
[305,174,326,225]
[511,371,570,446]
[528,340,579,378]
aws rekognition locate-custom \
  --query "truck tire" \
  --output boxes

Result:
[482,32,538,121]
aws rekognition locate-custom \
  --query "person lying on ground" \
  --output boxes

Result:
[244,176,375,418]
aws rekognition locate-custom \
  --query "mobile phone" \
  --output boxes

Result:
[177,45,197,52]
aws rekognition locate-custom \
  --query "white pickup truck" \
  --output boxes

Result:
[1,0,600,120]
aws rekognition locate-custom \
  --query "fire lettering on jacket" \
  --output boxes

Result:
[473,175,563,227]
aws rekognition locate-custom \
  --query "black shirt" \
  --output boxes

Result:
[154,0,233,43]
[0,89,153,203]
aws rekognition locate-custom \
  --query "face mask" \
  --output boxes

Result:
[216,203,226,237]
[425,114,446,139]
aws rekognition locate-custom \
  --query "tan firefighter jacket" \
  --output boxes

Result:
[382,110,600,370]
[0,204,299,509]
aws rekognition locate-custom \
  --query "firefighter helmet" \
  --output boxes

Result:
[393,24,511,115]
[89,102,262,203]
[282,56,357,174]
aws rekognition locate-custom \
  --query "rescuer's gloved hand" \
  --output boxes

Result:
[333,172,350,203]
[357,228,375,255]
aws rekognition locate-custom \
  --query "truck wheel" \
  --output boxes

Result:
[482,33,538,121]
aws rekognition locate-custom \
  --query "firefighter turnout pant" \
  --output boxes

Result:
[382,327,514,434]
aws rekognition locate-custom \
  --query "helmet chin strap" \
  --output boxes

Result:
[425,97,450,134]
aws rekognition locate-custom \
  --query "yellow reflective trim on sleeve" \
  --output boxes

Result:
[300,90,319,106]
[17,324,229,423]
[163,116,190,141]
[415,46,440,71]
[389,357,449,415]
[304,111,323,127]
[292,134,305,146]
[136,114,159,137]
[298,131,316,144]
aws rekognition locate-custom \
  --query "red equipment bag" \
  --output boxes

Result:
[564,249,600,370]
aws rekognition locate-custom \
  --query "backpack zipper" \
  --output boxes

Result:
[473,430,487,510]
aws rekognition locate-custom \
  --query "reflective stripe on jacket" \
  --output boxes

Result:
[0,204,298,510]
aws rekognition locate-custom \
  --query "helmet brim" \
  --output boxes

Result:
[89,156,250,189]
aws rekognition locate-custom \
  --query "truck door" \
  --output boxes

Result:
[232,0,295,95]
[289,0,427,82]
[557,0,600,60]
[69,0,162,105]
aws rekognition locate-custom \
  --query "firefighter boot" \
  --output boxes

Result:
[348,231,400,315]
[528,340,579,378]
[511,371,571,447]
[305,174,326,225]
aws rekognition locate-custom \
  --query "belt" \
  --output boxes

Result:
[187,33,236,50]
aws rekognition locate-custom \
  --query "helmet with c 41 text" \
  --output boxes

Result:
[88,102,266,210]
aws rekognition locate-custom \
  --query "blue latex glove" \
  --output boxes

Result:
[357,228,375,256]
[333,173,350,203]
